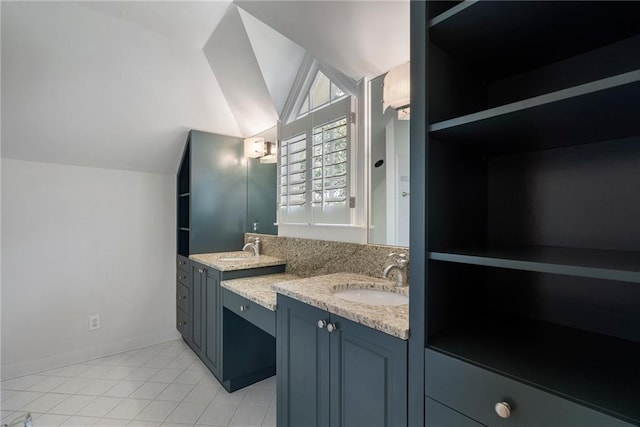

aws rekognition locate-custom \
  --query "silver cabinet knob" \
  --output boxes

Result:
[240,305,248,312]
[495,402,511,419]
[327,323,337,333]
[198,268,204,274]
[317,320,327,329]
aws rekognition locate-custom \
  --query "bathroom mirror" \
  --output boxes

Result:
[368,73,410,246]
[255,74,411,246]
[246,126,278,235]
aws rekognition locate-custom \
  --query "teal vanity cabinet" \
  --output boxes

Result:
[190,260,285,391]
[277,294,407,427]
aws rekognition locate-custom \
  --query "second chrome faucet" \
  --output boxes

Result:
[242,237,261,257]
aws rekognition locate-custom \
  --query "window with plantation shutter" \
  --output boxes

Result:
[278,96,353,225]
[311,117,348,206]
[280,133,307,208]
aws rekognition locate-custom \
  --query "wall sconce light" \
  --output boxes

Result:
[244,137,276,163]
[383,62,411,119]
[244,137,267,158]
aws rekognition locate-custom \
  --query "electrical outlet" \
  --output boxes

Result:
[88,315,100,331]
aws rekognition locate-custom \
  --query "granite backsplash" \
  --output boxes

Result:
[245,233,410,282]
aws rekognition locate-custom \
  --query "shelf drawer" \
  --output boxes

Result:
[177,283,189,314]
[425,349,633,427]
[176,270,189,286]
[426,397,483,427]
[177,307,191,339]
[176,255,189,273]
[223,288,275,337]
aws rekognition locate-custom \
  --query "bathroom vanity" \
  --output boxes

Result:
[182,252,286,392]
[272,273,409,427]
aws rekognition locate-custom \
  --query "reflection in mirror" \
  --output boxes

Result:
[246,126,278,235]
[369,73,410,246]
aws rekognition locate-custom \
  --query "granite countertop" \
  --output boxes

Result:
[220,273,301,311]
[190,251,286,272]
[271,272,409,340]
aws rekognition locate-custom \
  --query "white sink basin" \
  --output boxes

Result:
[332,288,408,306]
[218,257,252,262]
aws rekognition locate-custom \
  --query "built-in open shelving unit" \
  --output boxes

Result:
[177,141,190,257]
[417,1,640,425]
[175,130,247,258]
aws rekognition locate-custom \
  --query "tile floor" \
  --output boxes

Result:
[0,340,276,427]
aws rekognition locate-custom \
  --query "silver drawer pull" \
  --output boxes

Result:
[198,268,204,274]
[495,402,511,419]
[327,323,337,333]
[317,320,327,329]
[240,305,248,312]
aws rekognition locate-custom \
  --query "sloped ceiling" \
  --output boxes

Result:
[238,8,306,118]
[1,1,240,174]
[203,6,279,137]
[1,1,409,174]
[235,0,410,80]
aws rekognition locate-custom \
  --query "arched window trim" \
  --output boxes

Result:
[281,53,359,124]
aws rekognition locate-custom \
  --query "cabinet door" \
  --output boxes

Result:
[277,295,330,427]
[329,315,407,427]
[204,270,220,377]
[190,262,205,353]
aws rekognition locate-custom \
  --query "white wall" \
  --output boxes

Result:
[1,159,178,379]
[0,0,4,389]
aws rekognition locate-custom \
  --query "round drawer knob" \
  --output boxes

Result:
[327,323,337,333]
[317,320,327,329]
[495,402,511,419]
[240,305,248,312]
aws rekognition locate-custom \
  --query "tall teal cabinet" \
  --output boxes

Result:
[176,130,247,346]
[410,2,640,426]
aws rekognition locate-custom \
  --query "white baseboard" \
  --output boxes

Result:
[1,330,181,380]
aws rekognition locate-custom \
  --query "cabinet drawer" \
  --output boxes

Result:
[177,307,191,338]
[176,255,189,272]
[425,349,632,427]
[177,283,189,314]
[426,397,484,427]
[223,288,275,336]
[176,270,189,286]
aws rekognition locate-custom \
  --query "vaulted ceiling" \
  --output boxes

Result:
[1,1,410,173]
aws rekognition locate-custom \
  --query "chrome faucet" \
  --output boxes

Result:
[242,237,261,257]
[383,253,409,287]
